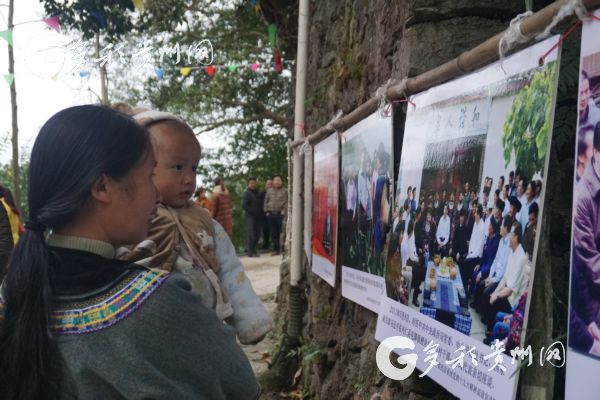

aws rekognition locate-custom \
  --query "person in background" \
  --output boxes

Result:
[449,209,469,264]
[508,171,517,198]
[483,221,528,330]
[211,176,233,237]
[193,187,212,213]
[436,204,451,256]
[523,202,539,261]
[0,185,24,245]
[534,179,542,203]
[472,215,513,313]
[502,185,511,217]
[518,180,536,235]
[580,70,600,133]
[259,179,272,250]
[264,175,288,255]
[0,202,13,279]
[577,127,595,182]
[242,177,261,258]
[468,219,500,298]
[460,204,486,290]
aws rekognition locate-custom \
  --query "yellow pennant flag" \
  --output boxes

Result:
[180,67,192,77]
[132,0,144,12]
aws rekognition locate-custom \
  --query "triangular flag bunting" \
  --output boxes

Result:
[250,0,257,5]
[180,67,192,77]
[4,74,14,86]
[132,0,144,12]
[43,16,61,33]
[79,71,91,78]
[274,50,282,74]
[89,11,107,29]
[254,3,261,13]
[0,30,13,46]
[155,67,164,80]
[268,24,277,48]
[228,64,237,73]
[251,63,259,72]
[205,66,216,77]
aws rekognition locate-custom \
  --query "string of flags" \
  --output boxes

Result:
[249,0,283,74]
[149,59,294,80]
[2,0,288,86]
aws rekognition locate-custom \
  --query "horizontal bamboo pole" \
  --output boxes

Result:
[290,0,600,149]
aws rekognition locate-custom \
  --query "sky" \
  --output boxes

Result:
[0,0,225,168]
[0,0,103,164]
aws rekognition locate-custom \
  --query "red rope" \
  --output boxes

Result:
[393,98,416,107]
[539,19,582,66]
[295,122,305,136]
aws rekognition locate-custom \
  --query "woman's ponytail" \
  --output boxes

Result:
[0,224,61,400]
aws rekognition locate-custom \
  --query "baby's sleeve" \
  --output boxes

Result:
[212,221,273,344]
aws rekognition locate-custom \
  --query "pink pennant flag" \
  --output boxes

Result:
[251,63,259,72]
[43,16,61,33]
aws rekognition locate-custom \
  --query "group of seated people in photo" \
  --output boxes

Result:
[390,170,540,349]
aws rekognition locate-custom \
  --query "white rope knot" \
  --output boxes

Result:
[498,11,534,60]
[326,110,343,132]
[375,78,399,115]
[298,138,312,156]
[537,0,589,40]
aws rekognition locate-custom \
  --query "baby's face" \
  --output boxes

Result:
[150,121,201,208]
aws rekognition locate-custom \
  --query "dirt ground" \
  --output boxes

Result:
[238,253,281,376]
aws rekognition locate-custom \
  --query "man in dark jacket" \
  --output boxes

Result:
[0,201,14,280]
[258,179,272,250]
[450,209,469,263]
[242,177,261,257]
[573,123,600,340]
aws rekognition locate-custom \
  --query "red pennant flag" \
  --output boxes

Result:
[205,66,216,77]
[274,50,282,74]
[43,16,61,33]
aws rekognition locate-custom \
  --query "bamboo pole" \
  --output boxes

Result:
[289,0,600,149]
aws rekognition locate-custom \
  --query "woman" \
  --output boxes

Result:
[211,176,233,236]
[194,186,212,212]
[0,106,259,400]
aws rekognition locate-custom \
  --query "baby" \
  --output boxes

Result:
[116,105,272,344]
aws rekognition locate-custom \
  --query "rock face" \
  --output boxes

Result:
[275,1,574,399]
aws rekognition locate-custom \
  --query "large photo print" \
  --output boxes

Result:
[566,10,600,400]
[312,134,339,286]
[377,37,560,400]
[340,112,393,312]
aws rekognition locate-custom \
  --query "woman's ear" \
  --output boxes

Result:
[90,174,113,205]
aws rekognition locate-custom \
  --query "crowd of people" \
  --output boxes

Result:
[341,144,392,276]
[191,175,286,258]
[389,170,540,349]
[241,176,287,257]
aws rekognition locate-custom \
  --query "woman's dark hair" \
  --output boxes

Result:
[213,175,225,191]
[0,105,151,400]
[0,185,20,215]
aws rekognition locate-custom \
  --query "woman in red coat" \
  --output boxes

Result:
[211,176,233,236]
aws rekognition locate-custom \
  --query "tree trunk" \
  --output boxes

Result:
[95,33,109,105]
[7,0,20,208]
